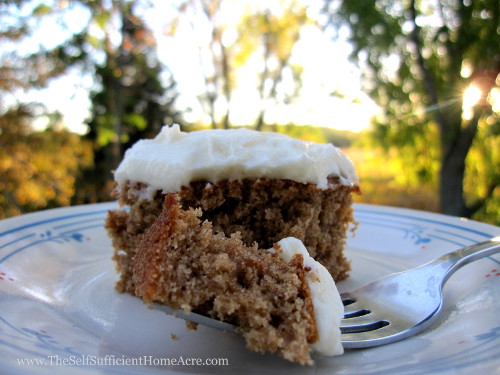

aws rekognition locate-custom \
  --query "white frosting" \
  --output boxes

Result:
[115,124,358,196]
[269,237,344,356]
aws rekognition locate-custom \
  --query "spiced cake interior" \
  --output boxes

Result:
[105,125,359,364]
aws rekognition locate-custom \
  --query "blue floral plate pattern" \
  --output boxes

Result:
[0,203,499,375]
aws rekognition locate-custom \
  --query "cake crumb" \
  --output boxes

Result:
[185,321,198,331]
[170,333,178,340]
[106,177,358,365]
[132,196,318,365]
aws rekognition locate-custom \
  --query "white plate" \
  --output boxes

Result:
[0,203,499,375]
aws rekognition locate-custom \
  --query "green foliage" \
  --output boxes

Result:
[235,3,309,64]
[324,0,499,218]
[0,0,497,227]
[464,117,500,225]
[32,3,51,16]
[268,124,356,147]
[346,147,440,213]
[77,0,182,203]
[235,1,312,129]
[0,1,89,90]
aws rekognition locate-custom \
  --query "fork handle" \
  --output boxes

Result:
[432,236,500,286]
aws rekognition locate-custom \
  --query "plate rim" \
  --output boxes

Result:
[0,203,499,375]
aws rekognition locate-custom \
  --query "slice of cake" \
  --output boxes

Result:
[107,125,359,292]
[105,124,359,364]
[133,194,344,365]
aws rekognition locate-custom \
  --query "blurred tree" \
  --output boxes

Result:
[0,0,182,209]
[0,0,94,216]
[76,0,182,203]
[167,0,311,129]
[0,104,93,219]
[323,0,499,218]
[236,2,309,130]
[0,1,88,93]
[172,0,233,129]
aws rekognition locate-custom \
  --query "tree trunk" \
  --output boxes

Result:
[438,109,481,217]
[407,0,480,218]
[439,149,468,217]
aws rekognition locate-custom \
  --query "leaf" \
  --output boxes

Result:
[32,4,52,17]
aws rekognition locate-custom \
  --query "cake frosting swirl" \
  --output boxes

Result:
[115,124,358,196]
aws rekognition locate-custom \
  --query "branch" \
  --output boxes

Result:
[407,0,449,135]
[459,107,490,217]
[467,180,499,217]
[435,0,458,62]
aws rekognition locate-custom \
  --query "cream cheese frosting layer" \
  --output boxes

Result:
[115,124,358,194]
[270,237,344,356]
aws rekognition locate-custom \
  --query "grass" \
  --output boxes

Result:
[344,147,440,212]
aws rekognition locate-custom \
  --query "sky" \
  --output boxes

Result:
[9,0,380,134]
[142,0,379,132]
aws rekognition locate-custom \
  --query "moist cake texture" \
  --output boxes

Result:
[130,195,343,365]
[105,125,358,364]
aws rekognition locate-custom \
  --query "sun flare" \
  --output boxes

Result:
[462,84,482,121]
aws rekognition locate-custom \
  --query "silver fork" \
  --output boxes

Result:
[151,237,500,349]
[341,236,500,348]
